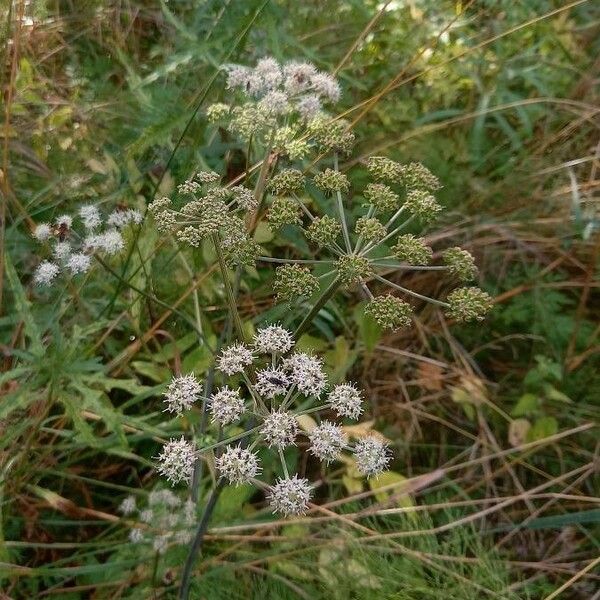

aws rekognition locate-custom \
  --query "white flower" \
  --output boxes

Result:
[34,261,60,286]
[129,528,144,543]
[209,386,245,425]
[216,446,261,485]
[253,325,294,354]
[311,72,341,103]
[261,411,298,449]
[79,205,102,229]
[255,367,290,399]
[258,90,290,115]
[252,57,282,94]
[33,223,52,241]
[308,421,347,463]
[153,534,170,554]
[225,64,251,90]
[119,495,137,515]
[107,208,143,228]
[164,374,202,415]
[66,253,91,275]
[268,475,312,516]
[97,229,124,255]
[196,170,220,184]
[354,437,390,478]
[53,241,72,261]
[231,185,257,211]
[156,437,197,485]
[55,214,73,228]
[140,509,154,523]
[216,342,254,375]
[297,94,322,119]
[283,352,327,397]
[283,61,318,95]
[327,383,363,420]
[148,489,181,508]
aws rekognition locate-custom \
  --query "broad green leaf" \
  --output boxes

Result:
[512,393,539,417]
[527,416,558,441]
[368,471,414,510]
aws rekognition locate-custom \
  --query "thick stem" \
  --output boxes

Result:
[294,277,341,338]
[178,480,225,600]
[212,234,245,342]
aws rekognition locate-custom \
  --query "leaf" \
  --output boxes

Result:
[368,471,414,510]
[527,416,558,441]
[512,393,539,417]
[131,361,171,383]
[354,303,381,352]
[254,221,274,243]
[544,384,572,403]
[324,336,357,383]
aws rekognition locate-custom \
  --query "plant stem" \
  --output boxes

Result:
[373,274,450,307]
[333,154,353,253]
[294,276,341,338]
[178,480,225,600]
[212,234,245,342]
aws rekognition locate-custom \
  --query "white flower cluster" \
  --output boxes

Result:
[31,203,142,286]
[119,489,195,553]
[156,325,392,517]
[163,374,203,415]
[223,57,340,120]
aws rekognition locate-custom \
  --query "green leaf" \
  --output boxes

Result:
[512,393,539,417]
[354,303,382,352]
[527,416,558,441]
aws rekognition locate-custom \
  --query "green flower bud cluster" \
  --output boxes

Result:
[273,126,310,161]
[391,234,433,265]
[268,197,302,230]
[231,185,257,211]
[363,183,400,213]
[197,170,221,185]
[404,189,442,223]
[336,254,373,285]
[446,287,492,322]
[148,197,177,233]
[307,117,355,155]
[229,103,275,141]
[221,221,261,267]
[274,264,319,302]
[269,169,305,196]
[367,156,403,183]
[305,215,341,246]
[206,103,230,123]
[365,295,413,330]
[443,247,477,281]
[314,168,350,195]
[401,162,441,191]
[355,216,386,243]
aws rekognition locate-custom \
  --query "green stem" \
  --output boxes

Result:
[294,276,341,338]
[212,234,245,342]
[373,274,450,307]
[333,154,352,253]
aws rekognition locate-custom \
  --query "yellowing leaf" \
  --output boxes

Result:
[368,471,414,509]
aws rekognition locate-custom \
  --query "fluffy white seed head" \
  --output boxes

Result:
[79,205,102,230]
[107,208,143,228]
[255,367,290,399]
[53,241,72,261]
[34,261,60,286]
[216,343,254,375]
[268,475,312,516]
[118,495,137,516]
[216,446,261,486]
[308,421,347,463]
[164,374,202,415]
[156,437,197,485]
[87,229,124,255]
[66,253,91,275]
[33,223,52,242]
[354,437,391,478]
[261,411,299,449]
[253,324,294,354]
[327,383,363,420]
[209,386,244,425]
[283,352,327,397]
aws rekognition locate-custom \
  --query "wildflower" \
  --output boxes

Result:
[153,535,170,554]
[66,253,91,275]
[149,489,181,507]
[392,234,433,265]
[274,264,319,302]
[251,57,282,94]
[443,247,477,281]
[225,64,251,90]
[313,168,350,195]
[336,254,373,285]
[56,214,73,229]
[305,215,341,246]
[206,103,230,123]
[119,495,137,516]
[297,94,322,119]
[367,156,403,183]
[311,72,341,103]
[33,223,52,242]
[254,325,294,354]
[196,170,221,184]
[355,216,386,243]
[283,61,318,95]
[140,509,154,523]
[79,205,102,230]
[309,117,355,154]
[363,183,400,213]
[327,383,363,420]
[231,185,257,211]
[53,242,72,261]
[401,162,441,191]
[34,261,60,286]
[216,343,254,375]
[308,421,347,463]
[365,295,413,330]
[130,528,144,543]
[354,437,391,477]
[209,386,245,425]
[404,189,442,223]
[88,229,124,255]
[283,352,327,397]
[107,209,142,228]
[255,367,290,399]
[156,437,197,485]
[258,90,290,115]
[261,410,299,449]
[164,374,203,415]
[267,197,302,230]
[446,287,492,322]
[216,446,261,486]
[268,169,305,196]
[268,475,312,516]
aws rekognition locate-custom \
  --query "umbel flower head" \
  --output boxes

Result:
[354,436,391,478]
[164,374,203,415]
[155,326,393,514]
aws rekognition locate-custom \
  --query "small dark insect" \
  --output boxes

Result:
[266,375,287,387]
[55,222,70,242]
